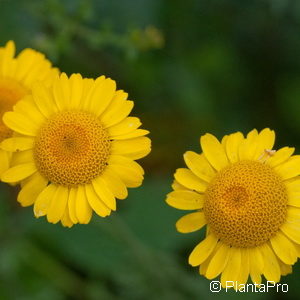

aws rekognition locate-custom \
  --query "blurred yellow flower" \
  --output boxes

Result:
[1,73,151,227]
[0,40,58,175]
[166,128,300,287]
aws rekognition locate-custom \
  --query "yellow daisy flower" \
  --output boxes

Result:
[0,40,58,175]
[166,128,300,287]
[0,73,151,227]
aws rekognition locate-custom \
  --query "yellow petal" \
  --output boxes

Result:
[108,117,141,137]
[10,150,33,166]
[253,128,275,160]
[274,156,300,180]
[183,151,215,182]
[176,212,206,233]
[200,133,228,171]
[107,164,144,188]
[188,234,218,266]
[68,188,78,224]
[75,185,92,224]
[206,243,230,279]
[249,247,263,285]
[61,207,73,228]
[1,163,36,182]
[267,147,295,167]
[236,248,250,285]
[111,137,151,160]
[18,173,48,207]
[220,247,241,288]
[85,184,111,217]
[87,77,116,116]
[108,155,144,175]
[1,40,15,76]
[260,243,281,282]
[199,242,222,276]
[281,223,300,244]
[92,177,116,210]
[69,73,83,109]
[1,137,34,152]
[101,91,132,128]
[238,129,258,161]
[34,184,57,217]
[47,185,69,224]
[166,190,204,210]
[101,168,128,200]
[32,82,58,117]
[278,259,292,276]
[53,73,70,110]
[13,97,46,127]
[112,129,149,140]
[286,179,300,207]
[0,149,10,176]
[171,180,187,191]
[174,168,207,192]
[3,111,39,136]
[225,132,244,163]
[270,231,297,264]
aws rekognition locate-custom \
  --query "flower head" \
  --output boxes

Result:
[0,41,58,174]
[166,129,300,287]
[1,73,151,227]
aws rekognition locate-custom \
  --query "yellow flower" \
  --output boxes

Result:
[0,40,58,175]
[0,73,151,227]
[166,129,300,287]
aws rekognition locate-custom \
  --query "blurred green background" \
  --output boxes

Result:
[1,0,300,299]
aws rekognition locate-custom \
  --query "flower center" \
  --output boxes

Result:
[204,160,288,248]
[0,78,28,141]
[33,111,111,187]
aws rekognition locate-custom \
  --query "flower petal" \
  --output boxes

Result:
[267,147,295,167]
[253,128,275,160]
[92,176,116,210]
[101,91,132,128]
[188,234,218,266]
[101,168,128,200]
[1,163,37,182]
[85,184,111,217]
[200,133,228,171]
[238,129,258,160]
[47,185,69,224]
[34,184,57,217]
[108,117,141,137]
[274,155,300,180]
[111,137,151,160]
[176,212,206,233]
[3,111,39,136]
[32,82,58,117]
[270,231,297,264]
[166,190,204,210]
[225,132,244,163]
[18,172,48,207]
[260,243,281,282]
[206,243,230,280]
[1,137,34,152]
[220,247,241,288]
[174,168,207,193]
[87,77,116,117]
[249,247,263,284]
[75,185,92,224]
[68,188,78,224]
[183,151,215,182]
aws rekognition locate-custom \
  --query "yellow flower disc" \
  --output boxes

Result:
[34,110,111,187]
[0,78,28,141]
[204,160,288,248]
